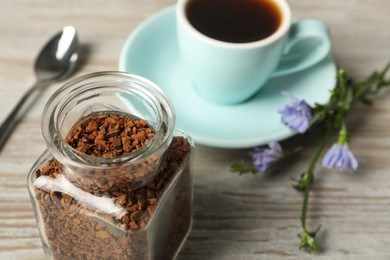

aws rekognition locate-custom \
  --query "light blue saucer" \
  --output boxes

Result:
[119,6,336,148]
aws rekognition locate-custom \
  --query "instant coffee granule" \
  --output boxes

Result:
[33,112,193,260]
[65,113,155,158]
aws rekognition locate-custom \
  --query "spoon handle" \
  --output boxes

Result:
[0,82,46,153]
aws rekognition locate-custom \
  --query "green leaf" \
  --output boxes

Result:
[299,226,321,253]
[293,172,310,192]
[230,162,257,175]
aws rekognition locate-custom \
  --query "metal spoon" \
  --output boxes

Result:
[0,26,78,153]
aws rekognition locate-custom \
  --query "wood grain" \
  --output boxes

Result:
[0,0,390,259]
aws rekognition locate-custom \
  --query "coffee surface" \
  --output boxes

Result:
[186,0,282,43]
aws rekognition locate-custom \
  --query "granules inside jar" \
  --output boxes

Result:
[65,112,155,158]
[32,112,193,260]
[51,112,172,193]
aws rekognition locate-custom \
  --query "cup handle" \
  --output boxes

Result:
[271,19,331,78]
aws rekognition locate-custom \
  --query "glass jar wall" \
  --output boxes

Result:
[27,72,194,260]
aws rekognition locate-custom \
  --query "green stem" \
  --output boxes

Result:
[337,122,348,144]
[300,129,333,229]
[356,62,390,100]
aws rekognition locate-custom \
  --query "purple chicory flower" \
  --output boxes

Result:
[322,143,358,171]
[278,92,312,134]
[250,142,283,173]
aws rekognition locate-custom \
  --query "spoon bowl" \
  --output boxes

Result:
[0,26,79,153]
[35,26,78,82]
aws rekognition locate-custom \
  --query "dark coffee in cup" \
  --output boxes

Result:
[185,0,282,43]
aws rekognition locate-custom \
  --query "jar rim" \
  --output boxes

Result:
[41,71,176,169]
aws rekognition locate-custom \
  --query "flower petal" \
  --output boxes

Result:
[250,142,283,173]
[322,143,358,172]
[278,92,312,134]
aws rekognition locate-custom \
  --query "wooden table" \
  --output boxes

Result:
[1,0,390,259]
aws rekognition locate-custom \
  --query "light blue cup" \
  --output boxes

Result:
[176,0,331,105]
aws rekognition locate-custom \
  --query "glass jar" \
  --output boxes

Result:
[27,72,194,260]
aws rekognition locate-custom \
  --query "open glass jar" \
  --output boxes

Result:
[27,72,194,259]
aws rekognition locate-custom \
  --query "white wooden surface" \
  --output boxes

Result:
[1,0,390,259]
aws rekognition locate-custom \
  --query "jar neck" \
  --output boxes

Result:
[41,71,175,170]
